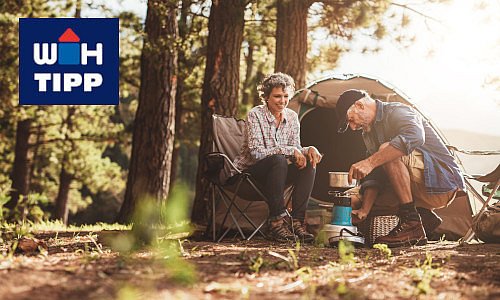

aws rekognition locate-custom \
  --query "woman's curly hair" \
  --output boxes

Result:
[257,72,295,104]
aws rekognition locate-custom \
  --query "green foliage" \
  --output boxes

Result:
[338,240,356,264]
[239,0,276,110]
[116,285,141,300]
[408,252,442,295]
[249,253,265,273]
[307,0,420,76]
[373,243,392,260]
[109,183,197,284]
[0,1,131,224]
[0,184,11,220]
[31,220,130,232]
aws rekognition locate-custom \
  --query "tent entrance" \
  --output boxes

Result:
[299,106,366,203]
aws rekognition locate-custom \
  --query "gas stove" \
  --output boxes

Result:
[319,188,365,246]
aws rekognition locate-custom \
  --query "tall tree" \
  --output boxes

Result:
[169,0,208,191]
[191,0,247,223]
[52,0,81,224]
[6,119,32,210]
[1,0,63,212]
[241,0,276,108]
[53,107,75,224]
[117,0,178,223]
[274,0,314,88]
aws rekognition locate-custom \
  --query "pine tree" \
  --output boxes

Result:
[191,0,247,224]
[117,0,179,223]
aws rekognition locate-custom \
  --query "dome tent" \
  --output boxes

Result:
[288,73,472,239]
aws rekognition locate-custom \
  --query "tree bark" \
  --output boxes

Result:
[169,79,182,193]
[191,0,246,224]
[6,119,32,210]
[54,165,72,224]
[53,107,75,224]
[169,0,189,192]
[117,0,178,223]
[275,0,313,88]
[242,42,254,105]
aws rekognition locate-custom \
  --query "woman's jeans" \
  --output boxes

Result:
[245,154,316,221]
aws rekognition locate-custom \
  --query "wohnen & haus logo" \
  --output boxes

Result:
[19,18,119,105]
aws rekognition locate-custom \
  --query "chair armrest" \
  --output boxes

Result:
[206,152,243,174]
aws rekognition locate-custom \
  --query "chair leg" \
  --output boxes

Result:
[218,183,268,240]
[461,179,500,244]
[216,184,246,241]
[247,219,267,240]
[211,184,216,241]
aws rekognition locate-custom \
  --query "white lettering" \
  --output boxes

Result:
[52,73,61,92]
[33,73,104,92]
[33,43,57,65]
[83,73,103,92]
[63,73,82,92]
[34,73,51,92]
[81,43,103,65]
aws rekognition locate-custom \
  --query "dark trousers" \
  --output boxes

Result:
[245,154,316,220]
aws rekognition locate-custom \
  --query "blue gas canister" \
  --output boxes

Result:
[331,196,352,226]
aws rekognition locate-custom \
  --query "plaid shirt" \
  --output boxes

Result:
[233,105,306,171]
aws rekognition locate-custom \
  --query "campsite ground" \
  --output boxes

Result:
[0,230,499,300]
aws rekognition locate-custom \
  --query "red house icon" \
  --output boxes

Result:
[58,28,80,42]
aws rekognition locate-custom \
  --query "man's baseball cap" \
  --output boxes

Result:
[336,89,368,133]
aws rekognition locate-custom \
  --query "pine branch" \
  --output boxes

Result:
[29,135,120,147]
[390,2,442,24]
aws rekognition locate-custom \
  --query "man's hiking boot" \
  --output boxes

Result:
[291,220,314,243]
[267,218,296,242]
[417,207,443,238]
[374,217,427,248]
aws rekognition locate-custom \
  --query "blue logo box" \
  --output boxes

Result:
[19,18,119,105]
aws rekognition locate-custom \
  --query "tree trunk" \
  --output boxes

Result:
[169,80,182,193]
[54,165,72,224]
[253,67,265,107]
[275,0,313,88]
[169,0,189,192]
[242,42,254,105]
[191,0,246,224]
[29,122,43,188]
[53,107,75,224]
[6,119,32,210]
[51,2,81,225]
[117,0,178,223]
[74,0,81,18]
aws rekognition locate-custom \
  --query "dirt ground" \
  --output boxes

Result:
[0,231,499,300]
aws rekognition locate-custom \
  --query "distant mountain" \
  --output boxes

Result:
[440,129,500,175]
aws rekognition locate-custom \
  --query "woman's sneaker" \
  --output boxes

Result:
[291,220,315,243]
[268,218,296,242]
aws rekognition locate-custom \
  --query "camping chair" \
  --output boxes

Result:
[204,114,293,242]
[461,163,500,243]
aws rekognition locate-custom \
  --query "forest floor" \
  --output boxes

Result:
[0,230,499,300]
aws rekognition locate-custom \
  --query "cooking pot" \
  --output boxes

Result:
[328,171,356,188]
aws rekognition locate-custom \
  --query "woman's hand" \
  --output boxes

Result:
[306,146,322,168]
[293,148,307,169]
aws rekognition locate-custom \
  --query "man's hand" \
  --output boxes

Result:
[306,146,322,168]
[348,158,374,184]
[293,148,307,169]
[351,209,369,224]
[352,209,368,222]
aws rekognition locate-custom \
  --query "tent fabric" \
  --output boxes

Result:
[288,73,473,239]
